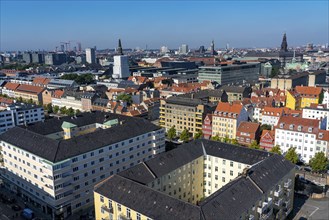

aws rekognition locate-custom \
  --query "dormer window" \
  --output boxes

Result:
[289,125,294,130]
[308,127,313,132]
[297,125,302,131]
[319,133,323,139]
[280,123,284,128]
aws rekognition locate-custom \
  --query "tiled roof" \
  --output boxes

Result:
[295,86,322,96]
[275,116,320,134]
[237,121,260,133]
[52,89,64,98]
[317,130,329,141]
[261,107,284,116]
[32,77,51,85]
[215,102,243,115]
[16,84,44,94]
[260,129,275,139]
[4,82,20,90]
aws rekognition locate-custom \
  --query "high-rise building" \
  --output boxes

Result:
[160,46,169,54]
[112,39,130,79]
[86,48,96,64]
[179,44,189,54]
[0,112,165,219]
[44,53,67,65]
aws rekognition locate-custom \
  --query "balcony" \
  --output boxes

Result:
[260,207,273,220]
[283,199,291,209]
[284,189,291,198]
[274,198,283,207]
[274,188,283,197]
[257,198,273,214]
[248,215,255,220]
[284,179,292,188]
[101,205,113,214]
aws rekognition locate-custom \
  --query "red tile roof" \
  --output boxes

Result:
[16,84,44,94]
[52,90,64,98]
[215,102,243,115]
[260,129,275,139]
[262,107,284,116]
[237,121,260,133]
[4,82,20,90]
[275,116,320,134]
[295,86,322,96]
[32,77,51,85]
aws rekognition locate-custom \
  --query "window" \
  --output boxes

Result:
[117,204,121,211]
[222,160,226,165]
[100,196,104,202]
[230,170,233,176]
[230,161,233,167]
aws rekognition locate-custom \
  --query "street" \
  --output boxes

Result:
[293,194,329,220]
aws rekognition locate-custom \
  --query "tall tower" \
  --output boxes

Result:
[85,48,96,64]
[113,39,130,79]
[280,33,288,52]
[211,40,215,55]
[117,39,123,55]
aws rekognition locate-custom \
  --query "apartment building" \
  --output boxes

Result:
[14,84,45,104]
[261,107,285,127]
[236,121,260,146]
[211,102,248,139]
[323,88,329,108]
[52,90,97,111]
[2,82,20,97]
[274,116,328,163]
[0,112,165,219]
[160,90,227,136]
[0,102,44,134]
[260,130,275,151]
[220,85,252,102]
[94,139,295,220]
[295,86,322,108]
[302,104,329,130]
[286,90,301,110]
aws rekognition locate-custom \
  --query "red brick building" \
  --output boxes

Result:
[236,121,260,146]
[260,130,275,151]
[202,114,213,139]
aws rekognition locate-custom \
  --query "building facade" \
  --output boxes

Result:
[0,112,165,219]
[94,139,295,220]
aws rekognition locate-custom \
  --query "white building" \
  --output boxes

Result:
[302,104,329,130]
[179,44,189,54]
[112,55,130,79]
[0,103,44,134]
[261,107,285,127]
[274,116,328,163]
[322,88,329,108]
[0,112,165,219]
[85,48,96,64]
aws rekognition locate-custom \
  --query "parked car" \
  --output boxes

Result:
[303,166,312,172]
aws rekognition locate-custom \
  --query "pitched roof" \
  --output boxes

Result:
[295,86,322,96]
[32,77,51,85]
[4,82,20,90]
[260,130,275,139]
[0,112,161,163]
[16,84,44,94]
[237,121,260,133]
[275,116,320,134]
[215,102,243,114]
[52,89,64,98]
[261,107,284,116]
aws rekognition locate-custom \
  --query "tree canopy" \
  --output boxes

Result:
[270,145,282,155]
[309,152,328,172]
[116,94,133,104]
[194,130,203,140]
[285,147,299,164]
[179,129,191,142]
[249,140,260,149]
[260,124,272,131]
[167,126,176,140]
[61,73,95,84]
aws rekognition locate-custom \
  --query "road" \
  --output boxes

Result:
[293,194,329,220]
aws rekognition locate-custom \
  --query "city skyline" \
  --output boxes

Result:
[1,0,328,51]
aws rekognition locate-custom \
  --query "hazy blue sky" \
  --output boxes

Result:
[1,0,328,51]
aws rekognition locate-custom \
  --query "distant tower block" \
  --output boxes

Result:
[281,33,288,52]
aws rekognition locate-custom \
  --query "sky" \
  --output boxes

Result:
[0,0,328,51]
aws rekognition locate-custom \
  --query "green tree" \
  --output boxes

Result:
[28,98,34,104]
[223,136,229,143]
[53,106,59,114]
[75,109,81,115]
[309,152,328,172]
[44,103,53,113]
[270,145,282,155]
[179,129,191,142]
[17,96,23,102]
[116,94,133,104]
[319,92,324,104]
[67,107,75,117]
[167,126,176,141]
[211,135,221,142]
[260,124,272,131]
[60,106,67,115]
[250,140,260,149]
[194,130,203,140]
[285,147,299,164]
[270,67,280,78]
[230,138,239,145]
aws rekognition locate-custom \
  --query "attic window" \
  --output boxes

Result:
[280,123,284,128]
[289,125,294,130]
[308,127,313,132]
[297,125,302,131]
[319,133,323,138]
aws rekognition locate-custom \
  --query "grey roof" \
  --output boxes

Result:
[0,112,161,163]
[119,140,270,185]
[248,154,295,192]
[200,177,263,220]
[97,140,295,220]
[48,79,76,86]
[220,85,249,93]
[94,175,202,220]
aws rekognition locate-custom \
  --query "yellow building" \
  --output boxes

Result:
[160,90,227,136]
[295,86,322,108]
[211,102,248,139]
[94,140,295,220]
[285,90,301,110]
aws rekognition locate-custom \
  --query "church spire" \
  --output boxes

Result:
[280,32,288,52]
[117,39,123,55]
